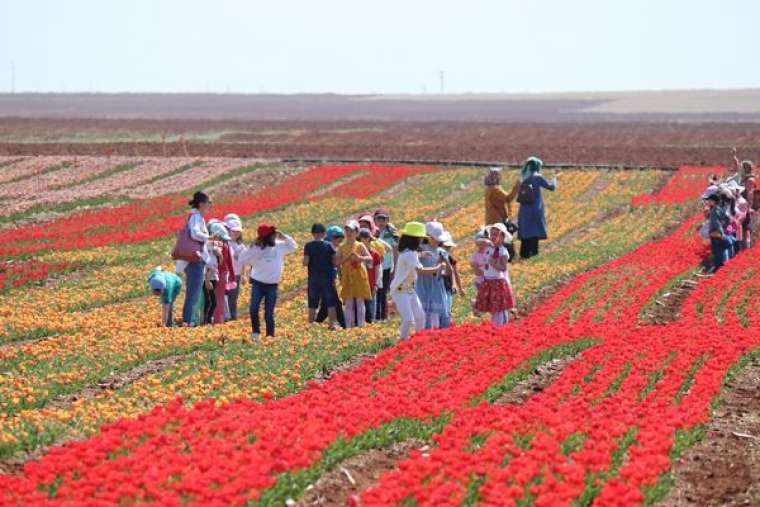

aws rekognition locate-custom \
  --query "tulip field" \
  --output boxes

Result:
[0,156,758,505]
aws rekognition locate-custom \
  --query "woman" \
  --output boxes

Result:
[516,157,557,259]
[484,166,520,226]
[390,222,445,340]
[176,191,212,326]
[239,224,297,338]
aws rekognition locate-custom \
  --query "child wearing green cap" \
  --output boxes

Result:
[148,267,183,327]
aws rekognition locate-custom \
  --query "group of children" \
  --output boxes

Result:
[301,211,519,340]
[700,155,759,272]
[151,192,520,341]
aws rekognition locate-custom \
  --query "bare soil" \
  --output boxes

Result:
[296,439,429,507]
[2,119,760,167]
[661,355,760,506]
[495,356,578,405]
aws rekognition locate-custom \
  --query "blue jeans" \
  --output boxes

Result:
[250,280,278,336]
[440,290,453,329]
[182,261,206,325]
[711,237,729,269]
[726,235,737,259]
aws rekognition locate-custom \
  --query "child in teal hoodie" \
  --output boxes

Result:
[148,267,183,327]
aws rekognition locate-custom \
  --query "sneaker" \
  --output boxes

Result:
[251,332,261,341]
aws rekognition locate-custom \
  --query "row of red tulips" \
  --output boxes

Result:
[631,165,720,207]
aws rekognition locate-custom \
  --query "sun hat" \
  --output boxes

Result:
[725,180,745,193]
[425,221,447,242]
[345,219,360,231]
[311,223,326,234]
[148,271,166,292]
[326,225,345,240]
[257,224,276,239]
[489,223,513,243]
[701,185,718,200]
[489,223,508,235]
[440,231,457,248]
[209,221,231,241]
[224,214,243,232]
[400,221,426,238]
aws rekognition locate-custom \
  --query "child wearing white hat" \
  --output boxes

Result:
[473,223,516,326]
[224,213,246,320]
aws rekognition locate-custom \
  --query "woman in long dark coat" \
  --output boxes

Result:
[517,157,557,259]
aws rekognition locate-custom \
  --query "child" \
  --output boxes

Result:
[373,208,399,321]
[470,228,492,316]
[439,231,463,328]
[204,221,235,325]
[474,223,516,326]
[148,267,183,327]
[239,224,298,338]
[390,222,445,340]
[336,220,372,328]
[416,221,450,329]
[358,214,390,323]
[359,228,384,324]
[303,223,338,329]
[316,225,346,328]
[224,213,246,320]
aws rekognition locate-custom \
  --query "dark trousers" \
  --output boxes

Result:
[250,280,278,336]
[227,275,242,320]
[203,280,217,325]
[520,238,540,259]
[317,296,346,328]
[375,268,392,320]
[711,237,729,270]
[165,302,175,327]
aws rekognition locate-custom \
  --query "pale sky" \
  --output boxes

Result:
[1,0,759,94]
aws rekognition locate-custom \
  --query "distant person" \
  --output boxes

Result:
[417,221,450,329]
[357,214,390,323]
[303,223,338,329]
[336,220,372,328]
[147,267,183,327]
[474,224,516,326]
[174,191,212,326]
[359,228,384,324]
[239,224,298,338]
[389,222,445,340]
[316,225,346,328]
[516,157,557,259]
[439,231,463,329]
[484,166,520,226]
[373,208,399,321]
[223,213,246,320]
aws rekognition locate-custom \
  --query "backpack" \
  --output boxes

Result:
[517,179,537,205]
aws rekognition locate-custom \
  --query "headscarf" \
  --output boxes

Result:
[484,167,502,186]
[520,157,544,181]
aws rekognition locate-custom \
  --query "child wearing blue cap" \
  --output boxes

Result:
[148,267,183,327]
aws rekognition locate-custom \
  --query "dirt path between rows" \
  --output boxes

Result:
[661,354,760,506]
[294,351,583,505]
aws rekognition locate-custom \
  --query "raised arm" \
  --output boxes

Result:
[277,233,298,254]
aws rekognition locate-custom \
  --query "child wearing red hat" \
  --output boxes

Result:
[238,224,297,338]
